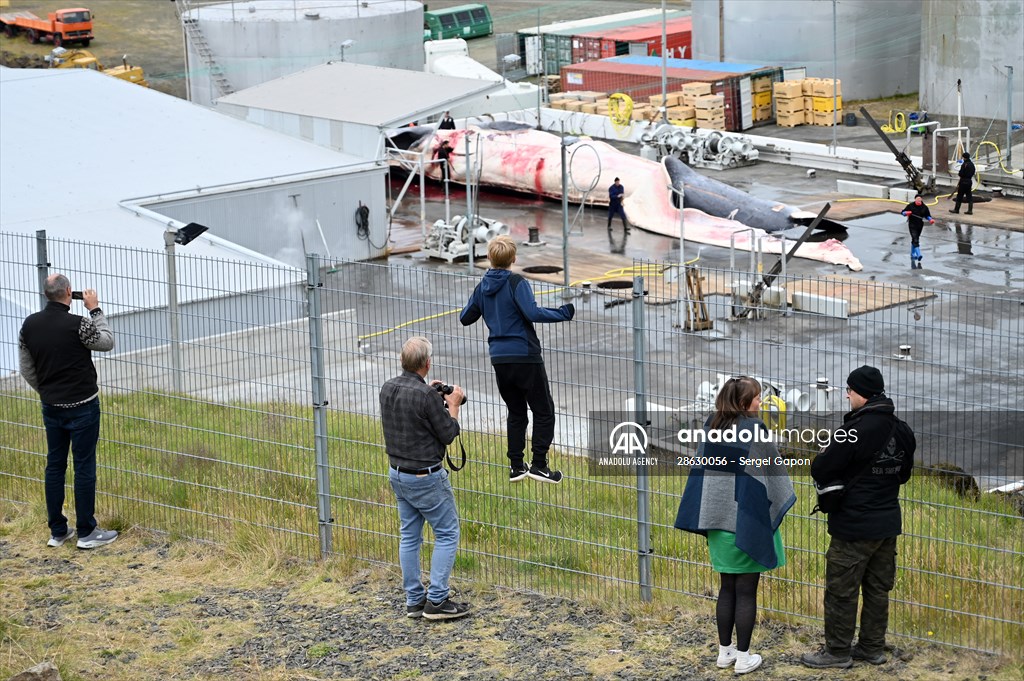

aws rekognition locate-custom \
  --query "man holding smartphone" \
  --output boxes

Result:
[19,273,118,549]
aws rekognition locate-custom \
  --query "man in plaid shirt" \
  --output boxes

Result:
[380,336,471,620]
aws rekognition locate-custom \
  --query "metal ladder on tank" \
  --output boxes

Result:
[174,0,235,98]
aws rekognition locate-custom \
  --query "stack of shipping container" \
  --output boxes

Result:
[560,56,784,132]
[516,9,690,78]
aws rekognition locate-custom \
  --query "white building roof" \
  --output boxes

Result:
[0,67,378,372]
[186,0,421,22]
[216,61,505,128]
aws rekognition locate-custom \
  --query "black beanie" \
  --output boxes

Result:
[847,365,885,398]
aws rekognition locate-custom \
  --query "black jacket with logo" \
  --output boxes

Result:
[811,396,916,541]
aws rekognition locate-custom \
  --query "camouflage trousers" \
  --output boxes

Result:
[823,536,898,656]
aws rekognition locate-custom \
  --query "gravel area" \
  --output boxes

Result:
[2,515,1016,681]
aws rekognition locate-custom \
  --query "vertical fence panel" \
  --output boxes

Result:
[1,233,1019,654]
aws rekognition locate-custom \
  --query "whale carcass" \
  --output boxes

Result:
[391,122,862,270]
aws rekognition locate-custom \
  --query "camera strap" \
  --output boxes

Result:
[446,437,466,472]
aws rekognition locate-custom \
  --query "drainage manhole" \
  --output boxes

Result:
[522,265,563,274]
[596,280,633,289]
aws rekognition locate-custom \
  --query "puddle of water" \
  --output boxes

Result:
[841,213,1024,288]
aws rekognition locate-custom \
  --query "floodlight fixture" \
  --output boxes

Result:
[173,222,209,246]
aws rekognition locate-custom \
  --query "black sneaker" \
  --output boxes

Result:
[851,645,886,665]
[406,597,427,618]
[509,464,529,482]
[527,465,563,484]
[800,648,852,669]
[422,598,472,621]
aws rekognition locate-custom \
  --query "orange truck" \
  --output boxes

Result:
[0,7,93,47]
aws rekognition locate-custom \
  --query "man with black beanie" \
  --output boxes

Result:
[802,366,916,669]
[950,151,975,215]
[19,274,118,550]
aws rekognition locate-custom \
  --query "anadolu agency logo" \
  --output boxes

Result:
[601,422,659,466]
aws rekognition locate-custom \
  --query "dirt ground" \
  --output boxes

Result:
[0,0,186,97]
[1,501,1019,681]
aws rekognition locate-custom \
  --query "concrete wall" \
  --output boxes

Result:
[920,0,1024,124]
[691,0,921,100]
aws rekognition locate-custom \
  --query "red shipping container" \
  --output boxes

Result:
[560,60,782,132]
[576,17,692,60]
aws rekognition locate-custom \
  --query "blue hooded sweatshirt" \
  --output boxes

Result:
[460,269,574,364]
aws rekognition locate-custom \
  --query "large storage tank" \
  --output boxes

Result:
[920,0,1024,122]
[184,0,424,107]
[691,0,920,101]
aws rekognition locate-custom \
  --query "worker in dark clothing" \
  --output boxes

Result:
[438,111,456,130]
[801,366,915,670]
[435,140,454,182]
[901,195,934,269]
[607,177,628,230]
[950,151,975,215]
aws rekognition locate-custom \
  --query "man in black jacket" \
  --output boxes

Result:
[19,274,118,550]
[950,151,975,215]
[801,366,915,669]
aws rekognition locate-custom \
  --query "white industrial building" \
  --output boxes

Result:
[181,0,426,107]
[0,66,388,372]
[215,61,505,158]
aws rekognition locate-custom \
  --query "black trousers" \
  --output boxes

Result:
[953,179,973,212]
[493,362,556,468]
[907,219,923,247]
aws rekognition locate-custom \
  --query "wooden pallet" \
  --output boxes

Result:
[502,248,934,316]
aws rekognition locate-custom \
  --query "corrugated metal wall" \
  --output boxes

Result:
[152,172,389,269]
[691,0,921,101]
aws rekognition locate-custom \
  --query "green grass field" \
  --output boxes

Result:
[2,391,1021,655]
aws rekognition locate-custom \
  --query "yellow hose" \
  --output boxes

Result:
[760,394,787,431]
[975,140,1023,176]
[880,111,907,134]
[357,260,700,342]
[608,93,634,130]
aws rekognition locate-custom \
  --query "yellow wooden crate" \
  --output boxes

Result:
[813,95,843,112]
[754,91,772,107]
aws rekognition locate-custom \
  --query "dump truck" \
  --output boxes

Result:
[0,7,93,47]
[45,47,148,87]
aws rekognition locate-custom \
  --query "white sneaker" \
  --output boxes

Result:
[734,650,763,675]
[46,528,76,547]
[77,528,118,549]
[717,644,737,668]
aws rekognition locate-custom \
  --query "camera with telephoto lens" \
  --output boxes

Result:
[435,382,467,405]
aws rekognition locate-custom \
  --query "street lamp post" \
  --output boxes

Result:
[339,39,354,62]
[164,222,208,393]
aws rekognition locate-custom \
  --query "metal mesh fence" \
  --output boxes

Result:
[1,231,1020,654]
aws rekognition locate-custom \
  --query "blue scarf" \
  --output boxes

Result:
[673,416,796,569]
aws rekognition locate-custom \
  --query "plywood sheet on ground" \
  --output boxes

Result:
[785,275,935,315]
[798,194,1023,232]
[494,247,733,305]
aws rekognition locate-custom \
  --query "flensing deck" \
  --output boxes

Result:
[500,245,934,315]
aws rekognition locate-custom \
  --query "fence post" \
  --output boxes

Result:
[633,274,653,602]
[35,230,49,311]
[306,254,333,558]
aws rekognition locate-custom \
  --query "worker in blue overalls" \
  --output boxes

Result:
[607,177,628,231]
